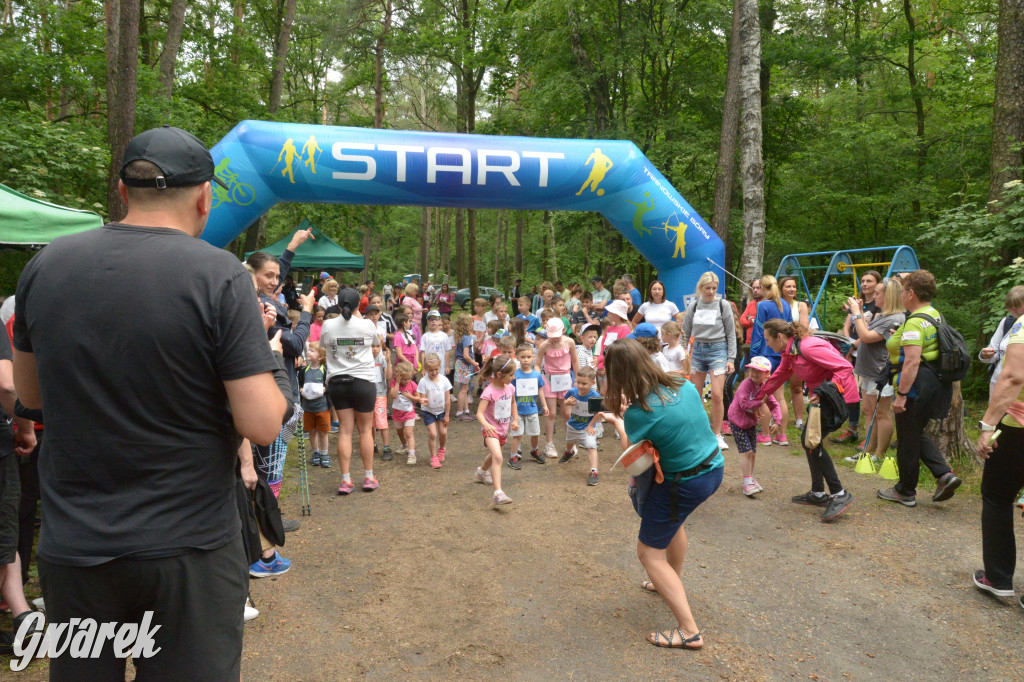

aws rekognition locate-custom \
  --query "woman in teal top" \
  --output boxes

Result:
[602,339,723,650]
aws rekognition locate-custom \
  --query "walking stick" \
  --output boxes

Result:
[296,429,311,516]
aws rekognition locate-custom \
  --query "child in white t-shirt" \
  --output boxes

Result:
[420,310,454,376]
[660,321,689,376]
[416,353,453,470]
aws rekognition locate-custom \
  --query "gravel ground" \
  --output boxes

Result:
[7,417,1024,680]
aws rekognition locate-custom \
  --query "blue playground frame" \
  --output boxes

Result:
[774,245,920,328]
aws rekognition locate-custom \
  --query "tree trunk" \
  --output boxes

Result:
[231,0,244,64]
[455,209,466,289]
[106,0,139,222]
[514,211,524,276]
[374,0,393,129]
[737,0,766,286]
[268,0,298,114]
[711,0,743,246]
[926,384,974,469]
[545,210,558,282]
[989,0,1024,205]
[157,0,187,97]
[418,207,430,283]
[502,211,510,293]
[467,209,479,300]
[441,209,451,282]
[904,0,925,217]
[493,210,502,287]
[362,224,373,283]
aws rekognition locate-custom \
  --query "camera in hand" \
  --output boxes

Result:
[588,397,606,414]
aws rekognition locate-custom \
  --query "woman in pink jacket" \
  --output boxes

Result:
[757,319,860,522]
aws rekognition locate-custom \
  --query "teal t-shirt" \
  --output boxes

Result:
[624,380,723,476]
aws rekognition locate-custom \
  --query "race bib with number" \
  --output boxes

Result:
[393,395,413,412]
[901,331,921,342]
[473,320,487,333]
[604,332,618,345]
[550,373,572,392]
[570,399,591,418]
[693,308,718,326]
[374,365,384,383]
[427,389,445,410]
[494,397,512,420]
[515,378,539,397]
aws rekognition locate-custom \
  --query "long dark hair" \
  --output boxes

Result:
[604,339,682,414]
[246,251,275,272]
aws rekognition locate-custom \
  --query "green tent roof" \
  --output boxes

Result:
[0,182,103,245]
[246,219,364,270]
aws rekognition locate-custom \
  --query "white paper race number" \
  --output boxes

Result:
[516,378,539,396]
[549,373,572,392]
[494,397,512,420]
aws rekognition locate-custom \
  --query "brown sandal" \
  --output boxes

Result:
[640,579,658,593]
[648,627,703,649]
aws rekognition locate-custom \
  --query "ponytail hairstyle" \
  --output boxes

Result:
[338,286,360,321]
[762,318,810,341]
[245,251,276,273]
[759,275,784,314]
[480,352,517,382]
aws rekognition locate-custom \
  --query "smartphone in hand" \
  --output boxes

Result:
[588,397,605,414]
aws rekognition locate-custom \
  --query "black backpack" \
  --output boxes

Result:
[906,311,970,384]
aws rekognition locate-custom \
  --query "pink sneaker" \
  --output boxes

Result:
[772,437,790,446]
[437,447,446,462]
[430,454,442,469]
[337,480,355,495]
[742,481,760,497]
[721,421,732,436]
[756,434,771,445]
[362,476,380,492]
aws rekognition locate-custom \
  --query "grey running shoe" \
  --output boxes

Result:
[877,486,916,507]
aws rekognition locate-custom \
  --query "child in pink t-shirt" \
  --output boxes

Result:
[309,306,325,342]
[535,318,579,459]
[393,314,419,373]
[389,361,420,464]
[475,353,518,507]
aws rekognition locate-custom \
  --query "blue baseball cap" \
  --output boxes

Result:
[626,322,659,339]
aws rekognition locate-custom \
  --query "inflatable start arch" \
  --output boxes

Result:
[203,121,724,301]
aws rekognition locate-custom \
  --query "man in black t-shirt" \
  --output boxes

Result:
[13,126,289,680]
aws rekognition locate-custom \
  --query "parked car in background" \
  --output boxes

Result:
[454,286,505,309]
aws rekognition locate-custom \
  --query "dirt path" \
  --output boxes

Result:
[8,418,1024,680]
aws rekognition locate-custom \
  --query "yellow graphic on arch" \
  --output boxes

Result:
[662,217,687,259]
[301,135,323,173]
[276,138,299,183]
[576,147,613,197]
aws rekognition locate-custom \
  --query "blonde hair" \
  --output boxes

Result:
[759,275,784,314]
[881,279,906,316]
[405,283,419,296]
[324,279,339,294]
[695,272,719,297]
[423,353,441,370]
[453,313,473,339]
[498,335,516,354]
[394,361,415,380]
[661,321,681,337]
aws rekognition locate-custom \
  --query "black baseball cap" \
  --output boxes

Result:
[120,126,227,189]
[591,275,603,283]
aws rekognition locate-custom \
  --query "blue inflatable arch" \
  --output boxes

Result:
[203,121,725,302]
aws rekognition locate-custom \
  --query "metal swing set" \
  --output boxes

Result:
[773,245,920,328]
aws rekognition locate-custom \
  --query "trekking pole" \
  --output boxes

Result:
[297,430,311,516]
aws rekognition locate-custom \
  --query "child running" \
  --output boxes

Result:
[509,343,548,468]
[420,309,453,377]
[453,313,480,421]
[390,361,419,464]
[727,356,782,497]
[371,337,393,461]
[417,353,452,469]
[536,318,579,458]
[299,342,331,468]
[659,321,688,377]
[476,353,519,506]
[561,366,604,485]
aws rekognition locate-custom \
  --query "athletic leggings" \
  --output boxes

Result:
[802,406,844,495]
[252,402,303,497]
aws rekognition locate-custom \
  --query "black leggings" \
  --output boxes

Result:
[894,396,952,496]
[980,424,1024,586]
[802,408,844,495]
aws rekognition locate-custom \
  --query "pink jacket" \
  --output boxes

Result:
[728,377,782,430]
[757,336,859,404]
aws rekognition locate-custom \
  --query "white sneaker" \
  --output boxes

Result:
[407,451,417,465]
[716,434,730,451]
[544,442,558,458]
[244,603,259,622]
[795,419,805,429]
[475,467,493,485]
[493,491,513,506]
[32,597,45,613]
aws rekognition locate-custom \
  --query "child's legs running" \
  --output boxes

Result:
[426,422,438,456]
[458,384,469,412]
[544,396,559,444]
[404,425,415,453]
[437,420,448,449]
[484,437,504,492]
[740,451,755,479]
[586,447,599,471]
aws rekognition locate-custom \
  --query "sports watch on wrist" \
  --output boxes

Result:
[978,421,997,432]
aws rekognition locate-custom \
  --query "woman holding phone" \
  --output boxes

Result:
[601,339,723,650]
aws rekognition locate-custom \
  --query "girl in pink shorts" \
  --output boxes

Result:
[390,361,419,464]
[536,318,579,459]
[475,354,518,506]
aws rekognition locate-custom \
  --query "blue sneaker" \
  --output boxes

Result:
[320,452,331,468]
[249,550,291,578]
[311,451,321,467]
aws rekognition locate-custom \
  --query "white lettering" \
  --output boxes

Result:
[477,149,521,186]
[377,144,424,182]
[90,621,118,658]
[10,613,44,671]
[45,619,75,659]
[523,151,565,188]
[113,623,139,658]
[331,142,376,180]
[130,611,163,658]
[69,619,97,657]
[427,147,471,184]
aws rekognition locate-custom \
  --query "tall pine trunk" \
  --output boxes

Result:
[157,0,187,97]
[711,0,743,246]
[737,0,766,286]
[514,211,524,277]
[989,0,1024,204]
[106,0,139,222]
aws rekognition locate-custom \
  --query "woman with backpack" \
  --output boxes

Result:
[756,319,860,522]
[877,270,962,508]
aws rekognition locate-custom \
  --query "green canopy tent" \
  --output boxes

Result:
[245,219,365,271]
[0,182,103,246]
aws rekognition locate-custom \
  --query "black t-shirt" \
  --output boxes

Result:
[14,223,278,566]
[0,330,12,459]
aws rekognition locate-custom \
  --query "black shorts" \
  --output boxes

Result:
[327,377,376,413]
[0,454,19,564]
[39,533,247,682]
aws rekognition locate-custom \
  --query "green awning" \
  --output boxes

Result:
[0,182,103,245]
[246,219,364,270]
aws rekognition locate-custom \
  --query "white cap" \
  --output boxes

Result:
[605,299,629,320]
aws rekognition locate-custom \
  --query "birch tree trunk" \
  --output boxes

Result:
[737,0,766,287]
[711,0,743,245]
